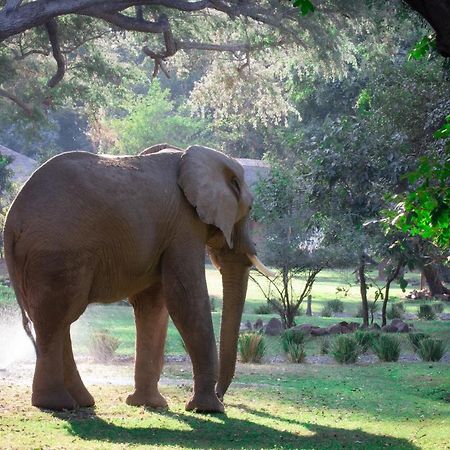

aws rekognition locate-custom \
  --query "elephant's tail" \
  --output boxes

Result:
[3,227,37,355]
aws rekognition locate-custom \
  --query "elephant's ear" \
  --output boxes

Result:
[178,145,244,248]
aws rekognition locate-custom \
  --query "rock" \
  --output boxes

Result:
[311,327,329,336]
[264,318,284,336]
[293,324,317,334]
[369,323,381,330]
[440,313,450,321]
[328,324,352,334]
[347,322,360,331]
[381,324,397,333]
[245,320,253,331]
[390,319,410,333]
[254,318,264,330]
[239,322,253,333]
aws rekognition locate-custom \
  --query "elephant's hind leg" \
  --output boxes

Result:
[32,324,78,410]
[63,329,95,407]
[126,283,169,408]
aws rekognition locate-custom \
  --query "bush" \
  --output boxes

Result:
[320,338,330,355]
[210,296,217,312]
[387,302,405,320]
[355,301,379,318]
[331,335,359,364]
[418,304,436,320]
[281,329,307,353]
[238,333,266,363]
[354,330,378,353]
[285,342,306,363]
[254,303,273,315]
[89,330,120,363]
[418,338,446,362]
[408,332,430,353]
[321,305,333,317]
[326,299,345,313]
[373,334,401,362]
[432,302,445,314]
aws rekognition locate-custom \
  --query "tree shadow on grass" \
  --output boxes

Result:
[51,407,419,449]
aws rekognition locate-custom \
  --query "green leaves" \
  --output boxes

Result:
[292,0,315,16]
[408,35,437,60]
[433,115,450,140]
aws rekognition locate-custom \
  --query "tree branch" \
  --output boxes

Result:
[45,18,65,88]
[0,88,33,116]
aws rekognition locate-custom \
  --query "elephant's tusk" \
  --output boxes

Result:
[209,253,221,271]
[247,254,276,278]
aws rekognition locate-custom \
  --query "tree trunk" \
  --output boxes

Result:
[381,283,390,327]
[358,254,369,327]
[306,295,312,316]
[422,264,450,297]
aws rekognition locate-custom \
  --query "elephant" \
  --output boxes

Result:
[3,143,272,412]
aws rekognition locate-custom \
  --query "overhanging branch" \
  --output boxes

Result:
[45,18,65,88]
[0,88,33,116]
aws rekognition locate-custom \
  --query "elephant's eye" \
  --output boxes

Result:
[230,177,241,196]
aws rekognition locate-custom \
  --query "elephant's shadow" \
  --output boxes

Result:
[51,405,419,449]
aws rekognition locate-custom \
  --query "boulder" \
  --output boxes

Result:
[264,318,284,336]
[254,318,264,330]
[293,323,318,334]
[369,323,381,330]
[391,319,410,333]
[347,322,360,331]
[381,324,397,333]
[239,321,253,333]
[311,327,329,336]
[328,324,352,334]
[439,313,450,321]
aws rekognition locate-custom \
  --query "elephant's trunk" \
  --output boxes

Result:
[216,260,250,400]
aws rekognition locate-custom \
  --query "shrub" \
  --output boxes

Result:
[281,329,307,353]
[238,333,266,363]
[387,302,405,319]
[373,334,401,362]
[89,330,120,363]
[354,330,378,353]
[355,301,379,318]
[418,304,436,320]
[408,332,430,353]
[210,296,217,312]
[286,342,306,363]
[321,305,333,317]
[432,302,445,314]
[326,299,345,313]
[254,303,273,315]
[331,335,359,364]
[418,338,446,362]
[320,338,330,355]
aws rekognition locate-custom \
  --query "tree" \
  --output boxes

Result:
[0,153,12,257]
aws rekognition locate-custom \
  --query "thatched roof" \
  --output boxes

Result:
[0,145,37,185]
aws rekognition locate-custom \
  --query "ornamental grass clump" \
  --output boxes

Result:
[432,302,445,314]
[331,335,359,364]
[418,304,436,320]
[321,305,333,317]
[387,302,405,319]
[238,333,266,363]
[320,338,330,355]
[89,330,120,363]
[282,329,307,363]
[373,334,401,362]
[354,330,376,353]
[327,299,345,313]
[408,332,430,353]
[418,338,446,362]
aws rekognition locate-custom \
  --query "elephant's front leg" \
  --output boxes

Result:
[126,283,169,408]
[162,244,224,413]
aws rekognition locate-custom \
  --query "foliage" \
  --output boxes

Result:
[417,338,446,362]
[88,330,120,363]
[254,303,274,315]
[285,341,307,363]
[408,35,437,60]
[372,334,401,362]
[98,81,208,154]
[320,305,333,317]
[354,330,378,353]
[238,333,266,363]
[386,302,405,320]
[326,299,344,313]
[432,302,445,314]
[331,335,359,364]
[418,304,437,320]
[281,329,307,353]
[408,332,430,353]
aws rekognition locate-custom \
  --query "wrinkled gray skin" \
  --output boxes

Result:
[3,144,257,412]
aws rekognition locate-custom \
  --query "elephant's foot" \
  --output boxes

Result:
[185,393,225,413]
[32,387,78,411]
[126,389,168,408]
[66,383,95,408]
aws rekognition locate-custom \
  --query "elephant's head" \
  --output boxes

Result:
[178,145,272,399]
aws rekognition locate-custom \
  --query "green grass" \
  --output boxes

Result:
[0,363,448,449]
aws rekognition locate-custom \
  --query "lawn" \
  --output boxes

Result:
[0,266,449,449]
[0,363,448,449]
